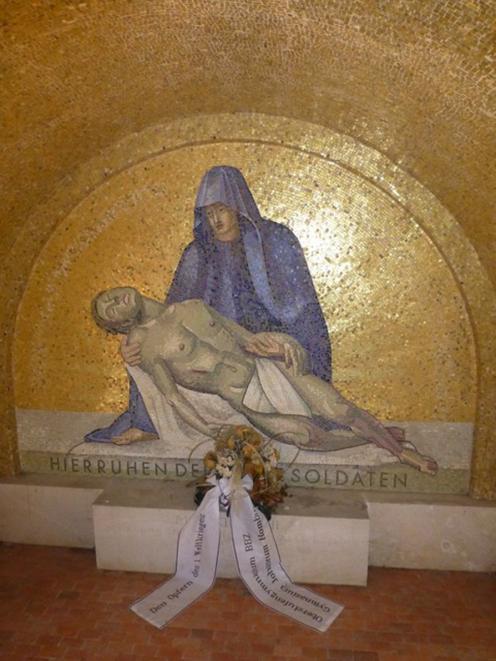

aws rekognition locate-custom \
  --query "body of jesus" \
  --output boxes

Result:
[92,287,437,475]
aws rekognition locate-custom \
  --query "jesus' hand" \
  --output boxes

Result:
[243,332,308,376]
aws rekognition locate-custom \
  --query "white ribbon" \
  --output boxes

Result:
[130,476,221,628]
[131,476,343,632]
[230,479,343,632]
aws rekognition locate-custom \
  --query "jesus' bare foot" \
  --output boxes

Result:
[112,428,159,445]
[386,426,406,443]
[399,448,438,475]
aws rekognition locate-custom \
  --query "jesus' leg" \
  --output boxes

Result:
[235,406,367,451]
[280,369,438,475]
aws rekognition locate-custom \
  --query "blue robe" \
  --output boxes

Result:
[85,166,332,442]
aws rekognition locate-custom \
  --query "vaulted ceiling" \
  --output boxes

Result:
[1,0,494,277]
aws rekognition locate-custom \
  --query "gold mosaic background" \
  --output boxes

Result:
[15,142,476,422]
[1,2,495,497]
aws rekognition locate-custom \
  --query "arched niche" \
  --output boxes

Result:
[4,114,496,497]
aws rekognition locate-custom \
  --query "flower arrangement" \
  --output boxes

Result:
[194,425,288,519]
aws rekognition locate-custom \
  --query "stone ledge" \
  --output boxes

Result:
[366,492,496,572]
[0,474,103,548]
[1,475,495,580]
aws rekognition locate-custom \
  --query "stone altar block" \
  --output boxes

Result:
[93,481,370,586]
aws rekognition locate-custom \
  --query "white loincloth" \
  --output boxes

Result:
[243,359,312,417]
[128,359,311,446]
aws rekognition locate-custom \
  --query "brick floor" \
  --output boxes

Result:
[0,543,495,660]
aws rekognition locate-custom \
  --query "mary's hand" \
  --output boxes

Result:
[244,333,278,357]
[206,422,223,439]
[244,333,307,376]
[120,335,142,366]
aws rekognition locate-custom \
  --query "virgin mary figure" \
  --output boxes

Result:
[85,166,333,443]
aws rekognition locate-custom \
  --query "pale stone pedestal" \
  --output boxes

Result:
[93,481,370,585]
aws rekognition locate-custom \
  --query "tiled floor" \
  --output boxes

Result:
[0,543,494,660]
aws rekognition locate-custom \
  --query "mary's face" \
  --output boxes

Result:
[96,287,140,326]
[205,203,239,242]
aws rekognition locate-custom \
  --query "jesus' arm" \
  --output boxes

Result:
[202,303,309,376]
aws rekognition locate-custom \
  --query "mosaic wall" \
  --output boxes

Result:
[11,115,491,495]
[1,2,495,496]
